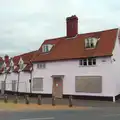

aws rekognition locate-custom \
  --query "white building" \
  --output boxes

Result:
[31,15,120,102]
[0,15,120,102]
[0,52,35,94]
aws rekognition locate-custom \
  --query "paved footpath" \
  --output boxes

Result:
[1,96,120,120]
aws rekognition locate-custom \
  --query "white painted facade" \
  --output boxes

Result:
[6,73,17,91]
[18,72,31,93]
[32,29,120,99]
[0,74,5,90]
[0,72,31,93]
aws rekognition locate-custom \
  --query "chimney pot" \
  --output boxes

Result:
[4,55,9,62]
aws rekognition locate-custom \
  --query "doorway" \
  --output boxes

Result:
[52,76,64,98]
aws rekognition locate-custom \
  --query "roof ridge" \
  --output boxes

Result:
[13,50,37,58]
[43,28,118,42]
[45,36,66,41]
[79,28,118,35]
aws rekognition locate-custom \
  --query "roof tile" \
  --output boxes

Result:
[32,28,118,62]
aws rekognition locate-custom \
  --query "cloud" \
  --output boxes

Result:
[0,0,119,56]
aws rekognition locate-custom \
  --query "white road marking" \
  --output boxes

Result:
[102,114,120,117]
[20,117,55,120]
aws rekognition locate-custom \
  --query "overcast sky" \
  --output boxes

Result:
[0,0,119,57]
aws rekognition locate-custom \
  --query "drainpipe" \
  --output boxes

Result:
[30,71,32,93]
[113,96,115,102]
[3,72,7,95]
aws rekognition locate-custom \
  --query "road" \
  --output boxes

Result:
[1,107,120,120]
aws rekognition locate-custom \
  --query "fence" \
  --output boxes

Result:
[0,81,28,94]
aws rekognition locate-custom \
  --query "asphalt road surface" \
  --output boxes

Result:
[1,107,120,120]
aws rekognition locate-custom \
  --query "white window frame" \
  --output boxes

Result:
[79,58,96,66]
[85,38,94,48]
[42,45,49,52]
[85,37,99,49]
[37,63,46,69]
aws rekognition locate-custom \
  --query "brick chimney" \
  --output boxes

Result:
[4,55,9,62]
[66,15,78,38]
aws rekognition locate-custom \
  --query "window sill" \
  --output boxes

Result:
[79,65,97,67]
[37,68,46,69]
[85,47,95,50]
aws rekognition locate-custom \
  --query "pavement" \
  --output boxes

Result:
[1,96,120,119]
[0,102,88,111]
[4,95,120,107]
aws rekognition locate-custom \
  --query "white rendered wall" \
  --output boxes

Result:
[32,56,116,97]
[6,73,17,91]
[0,74,5,90]
[5,72,30,93]
[111,29,120,96]
[18,72,30,93]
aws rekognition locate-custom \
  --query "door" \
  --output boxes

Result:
[52,77,63,98]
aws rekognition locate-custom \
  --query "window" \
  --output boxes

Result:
[79,60,83,65]
[93,58,96,65]
[85,38,94,48]
[37,63,46,69]
[44,45,49,52]
[88,58,92,65]
[83,59,87,66]
[79,58,96,66]
[90,38,94,47]
[42,44,53,53]
[42,45,49,52]
[33,77,43,91]
[86,39,90,48]
[75,76,102,93]
[85,37,99,49]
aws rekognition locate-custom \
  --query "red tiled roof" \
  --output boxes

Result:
[13,56,20,66]
[39,37,61,52]
[13,66,19,73]
[23,63,33,72]
[7,67,11,73]
[0,51,36,74]
[0,57,3,62]
[13,50,36,65]
[32,28,118,62]
[0,67,4,74]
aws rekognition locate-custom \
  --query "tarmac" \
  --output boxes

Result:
[1,107,120,120]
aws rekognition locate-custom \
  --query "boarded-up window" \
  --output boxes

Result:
[75,76,102,93]
[32,78,43,91]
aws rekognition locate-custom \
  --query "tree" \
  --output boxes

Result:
[2,62,7,94]
[16,57,24,94]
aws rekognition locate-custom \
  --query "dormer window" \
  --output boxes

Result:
[85,37,99,49]
[18,57,24,71]
[10,58,14,71]
[42,44,53,53]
